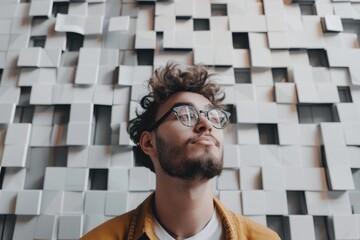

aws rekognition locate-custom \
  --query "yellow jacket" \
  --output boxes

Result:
[81,193,280,240]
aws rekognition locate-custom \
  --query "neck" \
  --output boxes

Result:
[154,175,215,239]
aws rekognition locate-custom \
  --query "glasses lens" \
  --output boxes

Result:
[208,109,228,128]
[176,106,198,126]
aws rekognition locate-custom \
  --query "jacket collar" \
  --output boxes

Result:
[128,192,239,240]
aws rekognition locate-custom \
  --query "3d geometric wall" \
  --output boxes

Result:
[0,0,360,239]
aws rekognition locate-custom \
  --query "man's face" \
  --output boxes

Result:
[152,92,224,181]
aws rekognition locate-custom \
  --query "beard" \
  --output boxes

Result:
[155,134,223,181]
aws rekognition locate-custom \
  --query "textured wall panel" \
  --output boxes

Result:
[0,0,359,239]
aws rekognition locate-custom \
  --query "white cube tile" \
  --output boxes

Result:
[242,190,266,215]
[324,145,349,168]
[303,168,328,191]
[87,145,111,169]
[232,49,251,68]
[40,191,64,214]
[218,169,240,190]
[0,103,16,123]
[320,123,346,146]
[305,191,331,216]
[261,145,281,166]
[30,84,53,105]
[235,84,255,102]
[219,191,242,215]
[129,167,152,191]
[75,65,99,85]
[15,190,42,215]
[237,124,260,144]
[328,191,352,215]
[275,83,297,103]
[119,122,132,146]
[278,123,300,145]
[333,215,360,240]
[240,167,262,190]
[93,85,114,105]
[279,146,302,167]
[262,166,285,190]
[239,145,262,167]
[300,146,322,168]
[5,123,31,145]
[277,104,299,123]
[105,192,128,216]
[223,144,240,168]
[109,16,130,32]
[265,191,288,215]
[69,103,94,123]
[84,191,106,215]
[34,214,57,240]
[18,47,41,67]
[29,125,53,147]
[62,191,84,214]
[1,145,28,167]
[58,215,83,240]
[65,168,89,191]
[66,122,92,146]
[43,167,66,190]
[108,168,129,191]
[299,124,321,146]
[284,167,305,190]
[12,216,38,240]
[327,167,355,190]
[1,168,26,190]
[288,215,316,240]
[29,0,52,17]
[135,31,156,49]
[236,102,258,123]
[348,146,360,168]
[337,103,360,123]
[0,191,17,214]
[67,146,89,168]
[342,123,360,145]
[110,146,133,167]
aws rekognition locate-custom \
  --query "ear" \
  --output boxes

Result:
[139,131,156,156]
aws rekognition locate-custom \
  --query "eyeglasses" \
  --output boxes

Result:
[148,104,231,131]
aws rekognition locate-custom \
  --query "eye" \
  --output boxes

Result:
[177,113,190,122]
[208,109,228,126]
[208,112,221,123]
[175,106,198,124]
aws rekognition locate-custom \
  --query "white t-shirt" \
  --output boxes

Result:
[153,210,224,240]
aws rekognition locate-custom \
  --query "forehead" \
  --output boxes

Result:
[157,92,212,116]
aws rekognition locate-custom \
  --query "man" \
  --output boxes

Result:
[81,63,280,239]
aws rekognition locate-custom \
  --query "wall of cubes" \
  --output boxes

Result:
[0,0,360,239]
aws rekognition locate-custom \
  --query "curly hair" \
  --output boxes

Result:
[127,62,225,172]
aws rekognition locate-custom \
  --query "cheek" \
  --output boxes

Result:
[215,130,224,142]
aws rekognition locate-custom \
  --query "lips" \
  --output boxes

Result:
[191,135,218,146]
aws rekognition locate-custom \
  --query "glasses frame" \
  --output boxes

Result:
[148,104,231,131]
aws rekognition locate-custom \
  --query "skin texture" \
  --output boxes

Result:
[139,92,225,239]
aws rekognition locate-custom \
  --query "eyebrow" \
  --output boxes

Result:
[171,102,214,109]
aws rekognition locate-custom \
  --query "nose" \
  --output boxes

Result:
[193,114,213,133]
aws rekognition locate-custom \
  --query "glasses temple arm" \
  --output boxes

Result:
[148,108,174,131]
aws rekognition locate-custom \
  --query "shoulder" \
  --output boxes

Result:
[231,213,281,240]
[214,197,280,240]
[80,210,135,240]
